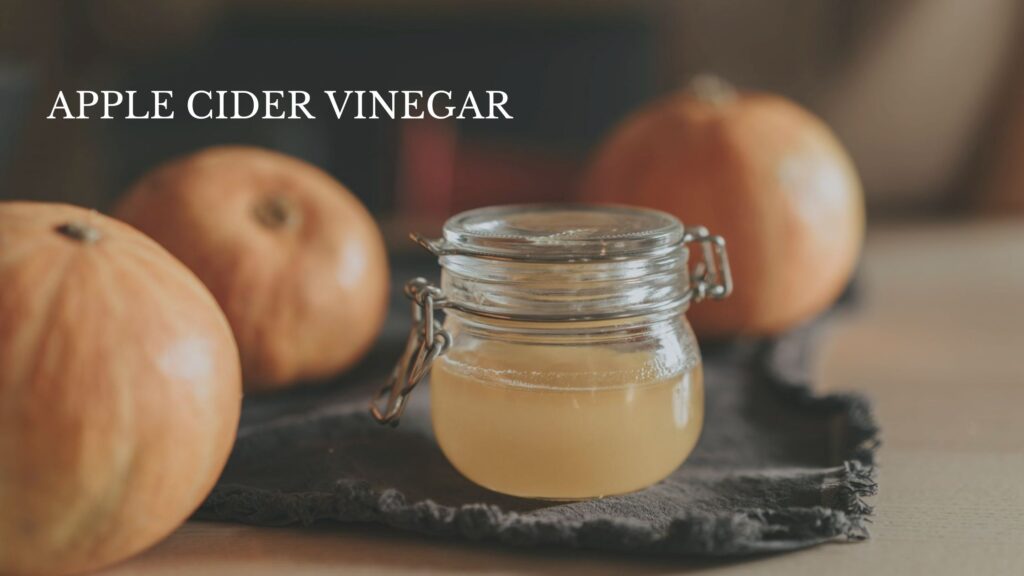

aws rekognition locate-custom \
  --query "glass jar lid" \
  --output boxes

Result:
[420,204,686,262]
[409,204,732,322]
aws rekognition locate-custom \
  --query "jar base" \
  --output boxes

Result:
[437,437,697,501]
[461,477,662,502]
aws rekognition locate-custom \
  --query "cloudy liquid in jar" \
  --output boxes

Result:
[430,341,703,500]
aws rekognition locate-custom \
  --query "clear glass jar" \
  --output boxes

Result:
[371,204,732,500]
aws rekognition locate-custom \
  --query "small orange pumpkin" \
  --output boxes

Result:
[116,146,390,391]
[0,202,241,576]
[582,77,865,336]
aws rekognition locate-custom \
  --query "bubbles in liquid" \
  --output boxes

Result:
[431,341,703,500]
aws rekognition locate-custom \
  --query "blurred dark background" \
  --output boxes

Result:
[2,0,1024,223]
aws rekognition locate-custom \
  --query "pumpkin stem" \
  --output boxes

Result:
[687,74,737,107]
[55,221,102,244]
[253,195,301,230]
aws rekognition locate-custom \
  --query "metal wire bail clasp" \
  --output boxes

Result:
[683,226,734,303]
[370,278,451,426]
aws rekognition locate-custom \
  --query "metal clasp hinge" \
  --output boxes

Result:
[683,226,733,302]
[370,278,451,426]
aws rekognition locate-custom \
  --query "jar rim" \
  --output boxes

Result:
[422,203,686,262]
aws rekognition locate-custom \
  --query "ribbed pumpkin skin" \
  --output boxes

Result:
[0,203,241,576]
[582,90,864,336]
[115,146,390,391]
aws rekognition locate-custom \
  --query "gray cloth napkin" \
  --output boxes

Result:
[197,316,879,557]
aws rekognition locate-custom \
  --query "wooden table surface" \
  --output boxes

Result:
[102,219,1024,575]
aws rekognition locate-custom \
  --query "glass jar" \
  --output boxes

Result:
[371,204,732,500]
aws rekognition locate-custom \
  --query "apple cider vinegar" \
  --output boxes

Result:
[371,205,732,500]
[431,341,703,499]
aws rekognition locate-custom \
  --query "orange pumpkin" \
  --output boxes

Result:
[0,202,241,576]
[116,146,390,391]
[582,77,865,336]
